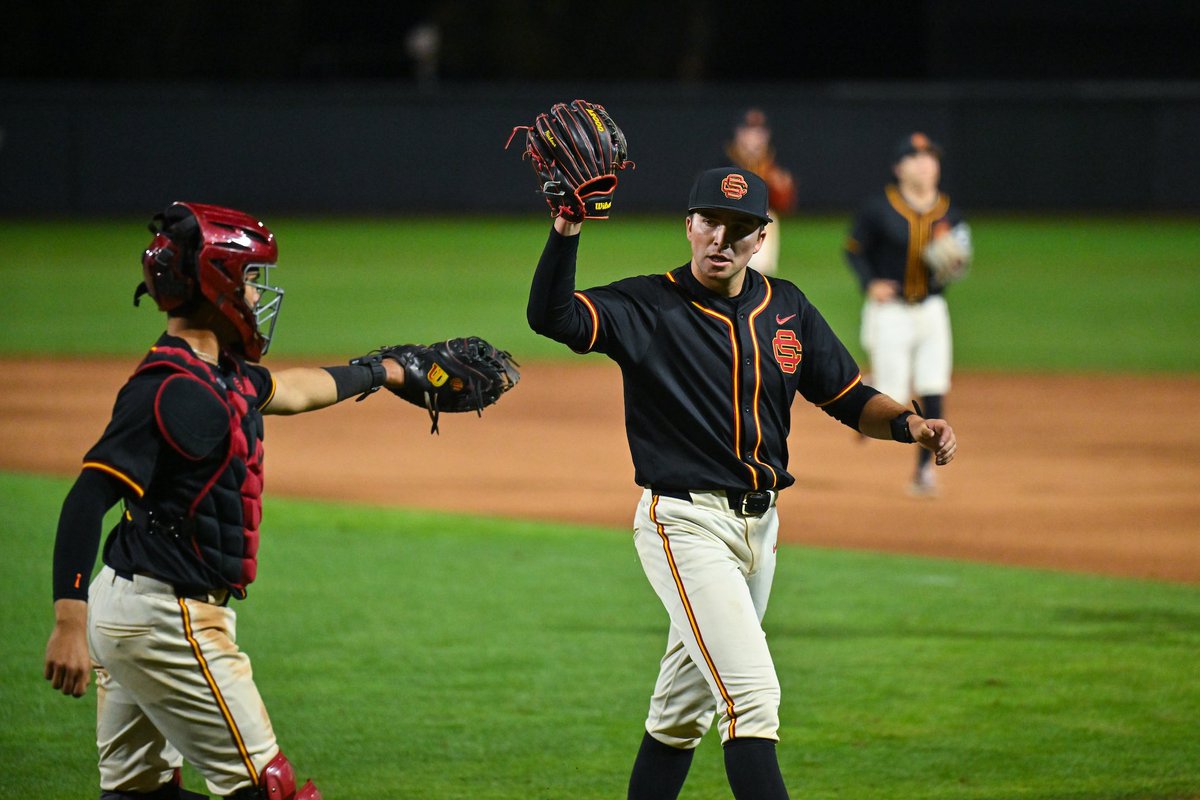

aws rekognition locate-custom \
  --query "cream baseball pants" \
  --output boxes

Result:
[88,565,279,797]
[633,489,781,749]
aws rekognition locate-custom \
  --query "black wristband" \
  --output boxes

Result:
[324,361,384,402]
[890,411,916,443]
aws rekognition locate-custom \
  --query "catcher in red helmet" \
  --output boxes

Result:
[136,202,284,361]
[43,202,518,799]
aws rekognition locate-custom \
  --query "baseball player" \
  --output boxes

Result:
[527,166,957,799]
[41,202,423,800]
[844,132,971,497]
[722,108,796,276]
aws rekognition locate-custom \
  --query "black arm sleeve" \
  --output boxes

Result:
[526,229,594,349]
[52,469,122,601]
[323,363,381,402]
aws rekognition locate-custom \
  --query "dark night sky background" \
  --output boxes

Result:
[4,0,1199,84]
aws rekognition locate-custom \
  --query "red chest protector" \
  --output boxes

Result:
[134,344,266,598]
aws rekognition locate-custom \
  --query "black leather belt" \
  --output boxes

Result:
[652,488,774,517]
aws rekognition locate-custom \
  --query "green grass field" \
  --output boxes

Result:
[1,214,1197,370]
[4,472,1198,799]
[2,215,1198,797]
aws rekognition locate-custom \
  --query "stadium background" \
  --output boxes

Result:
[2,2,1199,797]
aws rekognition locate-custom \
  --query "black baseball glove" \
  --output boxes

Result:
[352,337,520,434]
[506,98,634,222]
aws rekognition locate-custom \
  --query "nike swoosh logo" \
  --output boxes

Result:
[775,313,797,324]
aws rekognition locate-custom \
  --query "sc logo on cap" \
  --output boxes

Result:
[721,174,749,200]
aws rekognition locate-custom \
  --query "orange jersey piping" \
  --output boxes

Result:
[258,375,277,411]
[816,374,863,407]
[573,291,600,353]
[746,278,776,488]
[81,461,144,497]
[886,186,950,302]
[690,302,758,487]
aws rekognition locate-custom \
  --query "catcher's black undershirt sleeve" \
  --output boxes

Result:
[527,229,593,350]
[52,469,122,601]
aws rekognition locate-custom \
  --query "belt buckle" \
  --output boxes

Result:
[739,491,772,517]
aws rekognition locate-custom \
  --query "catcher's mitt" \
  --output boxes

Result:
[351,337,519,434]
[922,221,973,286]
[505,98,634,222]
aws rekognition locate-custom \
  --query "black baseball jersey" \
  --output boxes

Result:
[71,333,275,598]
[844,185,966,302]
[528,230,876,493]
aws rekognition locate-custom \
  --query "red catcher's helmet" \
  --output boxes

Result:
[137,202,283,361]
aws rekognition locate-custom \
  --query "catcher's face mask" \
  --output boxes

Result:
[243,263,284,357]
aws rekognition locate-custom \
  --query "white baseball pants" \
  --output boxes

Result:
[860,294,952,404]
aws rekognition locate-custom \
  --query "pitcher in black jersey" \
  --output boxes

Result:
[42,202,425,800]
[528,167,957,800]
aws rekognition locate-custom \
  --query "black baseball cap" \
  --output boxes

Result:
[894,131,943,163]
[687,167,773,225]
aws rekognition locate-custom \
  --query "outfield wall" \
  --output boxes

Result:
[2,81,1198,215]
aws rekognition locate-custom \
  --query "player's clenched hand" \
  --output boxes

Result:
[44,599,90,697]
[912,418,957,466]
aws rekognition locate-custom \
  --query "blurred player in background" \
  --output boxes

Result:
[723,108,796,275]
[844,132,972,497]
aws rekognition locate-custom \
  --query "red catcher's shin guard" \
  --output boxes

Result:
[261,752,323,800]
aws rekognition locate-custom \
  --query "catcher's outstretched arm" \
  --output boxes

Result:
[527,223,594,351]
[265,362,403,415]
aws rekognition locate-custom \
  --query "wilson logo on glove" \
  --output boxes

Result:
[427,363,449,387]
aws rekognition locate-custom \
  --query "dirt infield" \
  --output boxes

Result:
[4,357,1197,583]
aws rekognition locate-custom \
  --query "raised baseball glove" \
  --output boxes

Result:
[506,98,634,222]
[352,337,520,434]
[922,221,974,286]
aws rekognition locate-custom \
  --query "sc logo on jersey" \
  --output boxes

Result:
[772,329,802,374]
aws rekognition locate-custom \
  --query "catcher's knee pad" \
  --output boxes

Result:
[255,751,322,800]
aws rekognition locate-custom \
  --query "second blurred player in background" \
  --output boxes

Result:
[844,132,973,497]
